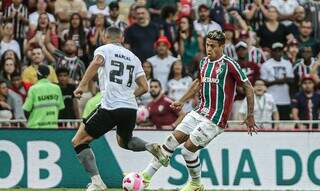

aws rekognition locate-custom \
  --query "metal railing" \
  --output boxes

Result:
[0,119,319,131]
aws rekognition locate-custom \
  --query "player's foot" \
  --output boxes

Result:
[86,182,107,191]
[146,143,170,167]
[140,171,151,188]
[180,181,204,191]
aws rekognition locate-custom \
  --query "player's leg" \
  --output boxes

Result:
[71,107,115,190]
[115,108,148,151]
[141,112,199,185]
[180,121,224,191]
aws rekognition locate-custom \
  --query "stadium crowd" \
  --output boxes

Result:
[0,0,319,129]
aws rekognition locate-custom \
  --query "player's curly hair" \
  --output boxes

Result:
[206,30,225,45]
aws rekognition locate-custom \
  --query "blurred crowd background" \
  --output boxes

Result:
[0,0,320,129]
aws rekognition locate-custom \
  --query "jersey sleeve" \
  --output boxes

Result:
[23,88,34,112]
[134,57,145,79]
[227,59,248,84]
[93,46,106,63]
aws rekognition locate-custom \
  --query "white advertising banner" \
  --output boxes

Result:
[105,131,320,190]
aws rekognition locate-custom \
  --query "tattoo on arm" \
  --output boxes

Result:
[94,55,105,66]
[242,81,254,116]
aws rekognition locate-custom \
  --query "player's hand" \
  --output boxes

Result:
[241,115,258,136]
[170,101,184,111]
[73,86,84,99]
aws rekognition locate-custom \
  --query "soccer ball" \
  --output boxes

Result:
[122,172,144,191]
[137,105,149,123]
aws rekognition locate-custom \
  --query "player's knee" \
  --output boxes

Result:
[71,135,92,147]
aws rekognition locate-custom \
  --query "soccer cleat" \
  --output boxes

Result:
[146,143,170,167]
[180,181,204,191]
[140,172,151,188]
[86,182,107,191]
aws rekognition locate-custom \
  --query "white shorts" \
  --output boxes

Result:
[176,111,224,147]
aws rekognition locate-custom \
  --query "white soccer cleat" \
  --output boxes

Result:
[146,143,170,167]
[86,182,107,191]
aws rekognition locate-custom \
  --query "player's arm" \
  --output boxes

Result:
[172,110,186,128]
[134,75,149,97]
[74,55,104,98]
[241,80,258,135]
[171,79,200,111]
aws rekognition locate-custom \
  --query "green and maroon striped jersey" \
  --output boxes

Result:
[194,55,248,128]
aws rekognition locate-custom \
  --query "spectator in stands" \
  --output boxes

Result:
[230,41,260,120]
[147,35,177,90]
[61,13,88,61]
[297,19,320,57]
[193,4,221,38]
[22,45,58,84]
[28,0,55,31]
[147,79,185,129]
[88,0,109,17]
[56,67,80,122]
[239,79,279,129]
[82,90,101,118]
[10,72,31,101]
[54,0,87,32]
[167,60,193,112]
[88,14,109,59]
[46,39,85,83]
[288,5,306,39]
[177,0,193,20]
[177,16,203,73]
[0,79,25,120]
[124,5,159,62]
[25,13,59,60]
[260,42,294,120]
[223,23,237,61]
[244,0,270,31]
[146,0,177,24]
[23,65,64,128]
[0,50,20,68]
[137,61,153,106]
[0,58,19,86]
[257,6,292,51]
[292,74,320,129]
[305,0,320,39]
[0,22,21,59]
[238,30,266,66]
[293,46,316,84]
[160,5,177,52]
[284,39,299,64]
[0,80,13,121]
[210,0,248,32]
[270,0,299,26]
[107,1,128,32]
[3,0,28,51]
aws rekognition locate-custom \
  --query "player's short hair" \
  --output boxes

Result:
[150,79,162,88]
[56,67,70,75]
[206,30,225,45]
[106,26,123,40]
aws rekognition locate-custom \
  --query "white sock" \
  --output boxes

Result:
[161,134,180,157]
[143,134,180,178]
[143,157,162,177]
[181,146,201,183]
[91,174,104,185]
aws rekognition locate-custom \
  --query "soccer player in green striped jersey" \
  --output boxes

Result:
[143,30,257,191]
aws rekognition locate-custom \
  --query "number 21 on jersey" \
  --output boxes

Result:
[109,60,135,87]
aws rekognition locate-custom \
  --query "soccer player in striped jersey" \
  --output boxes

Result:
[143,30,257,191]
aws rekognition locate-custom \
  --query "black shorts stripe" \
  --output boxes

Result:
[83,105,101,124]
[162,145,174,153]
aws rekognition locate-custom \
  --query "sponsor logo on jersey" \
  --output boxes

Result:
[202,77,219,83]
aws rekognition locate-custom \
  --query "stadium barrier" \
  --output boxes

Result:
[0,121,319,190]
